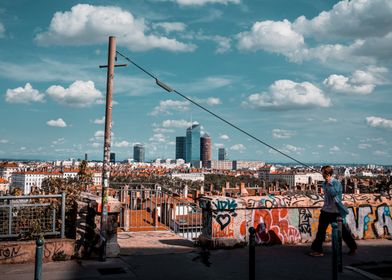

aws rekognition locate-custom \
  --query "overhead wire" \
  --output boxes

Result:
[116,50,319,173]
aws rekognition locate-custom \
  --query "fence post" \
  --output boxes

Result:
[332,222,338,280]
[249,227,256,280]
[34,237,44,280]
[337,217,343,272]
[61,192,66,238]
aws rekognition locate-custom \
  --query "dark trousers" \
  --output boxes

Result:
[311,210,357,253]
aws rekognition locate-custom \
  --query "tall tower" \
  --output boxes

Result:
[185,124,201,163]
[133,144,145,163]
[200,133,212,167]
[218,148,227,160]
[175,136,186,160]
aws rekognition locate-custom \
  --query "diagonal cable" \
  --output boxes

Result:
[116,50,318,172]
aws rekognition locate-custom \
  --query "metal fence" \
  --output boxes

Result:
[116,184,202,241]
[0,193,66,239]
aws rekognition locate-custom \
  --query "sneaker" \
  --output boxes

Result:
[309,251,324,257]
[347,249,357,256]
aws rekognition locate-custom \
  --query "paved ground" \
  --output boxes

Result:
[1,232,391,280]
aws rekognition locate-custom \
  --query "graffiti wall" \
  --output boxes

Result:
[199,193,392,247]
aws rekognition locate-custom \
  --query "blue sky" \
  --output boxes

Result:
[0,0,391,164]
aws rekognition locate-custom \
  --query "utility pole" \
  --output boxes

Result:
[99,36,126,261]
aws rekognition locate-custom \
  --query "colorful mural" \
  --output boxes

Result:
[199,194,392,247]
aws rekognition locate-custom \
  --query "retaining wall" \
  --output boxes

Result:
[199,193,392,248]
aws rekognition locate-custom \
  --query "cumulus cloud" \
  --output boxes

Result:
[219,134,230,140]
[272,129,295,139]
[324,66,388,94]
[329,146,341,153]
[237,20,304,54]
[282,144,304,154]
[47,118,67,128]
[194,97,222,106]
[242,80,330,110]
[161,119,193,128]
[230,144,246,152]
[153,127,175,134]
[35,4,195,52]
[149,99,190,116]
[94,117,105,125]
[358,143,372,150]
[149,133,166,143]
[5,83,45,104]
[373,150,389,157]
[236,0,392,64]
[174,0,240,6]
[52,138,65,145]
[366,116,392,129]
[46,80,103,107]
[153,22,186,33]
[324,117,338,123]
[0,139,9,144]
[114,140,131,148]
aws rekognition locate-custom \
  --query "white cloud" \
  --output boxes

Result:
[236,1,392,64]
[114,140,131,148]
[5,83,45,104]
[293,0,392,41]
[242,80,330,110]
[366,116,392,129]
[373,150,389,157]
[153,127,174,134]
[219,134,230,140]
[361,137,387,145]
[161,119,193,128]
[329,146,341,153]
[188,32,231,53]
[94,130,104,139]
[149,100,190,116]
[0,139,9,144]
[272,129,295,139]
[94,117,105,125]
[194,96,222,106]
[0,22,5,38]
[214,143,225,149]
[149,133,166,143]
[174,0,240,6]
[46,80,103,107]
[281,144,304,154]
[358,143,372,150]
[47,118,67,128]
[52,138,65,145]
[153,22,186,33]
[35,4,195,52]
[230,144,246,152]
[91,142,101,148]
[317,144,324,148]
[237,20,304,54]
[323,67,387,94]
[324,117,338,123]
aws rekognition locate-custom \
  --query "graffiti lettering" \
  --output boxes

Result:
[0,246,20,259]
[44,242,64,259]
[212,199,237,211]
[216,214,231,230]
[373,204,392,237]
[346,206,372,239]
[298,208,312,236]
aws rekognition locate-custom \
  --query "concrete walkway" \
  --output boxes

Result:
[1,232,391,280]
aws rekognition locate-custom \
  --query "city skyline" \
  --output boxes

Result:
[0,0,391,164]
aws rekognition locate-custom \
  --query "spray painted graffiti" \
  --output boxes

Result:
[0,246,21,259]
[253,208,301,245]
[200,194,392,247]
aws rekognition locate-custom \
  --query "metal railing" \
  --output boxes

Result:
[0,193,66,239]
[116,184,202,241]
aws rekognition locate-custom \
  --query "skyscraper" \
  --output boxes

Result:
[110,152,116,163]
[186,124,200,163]
[175,136,186,160]
[218,148,227,160]
[134,144,145,163]
[200,133,212,167]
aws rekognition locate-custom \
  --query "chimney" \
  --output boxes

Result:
[240,182,249,197]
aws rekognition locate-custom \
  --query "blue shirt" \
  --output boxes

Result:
[322,178,342,213]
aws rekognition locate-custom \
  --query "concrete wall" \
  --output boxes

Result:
[0,239,74,264]
[199,193,392,248]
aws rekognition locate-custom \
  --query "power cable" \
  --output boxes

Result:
[116,50,319,173]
